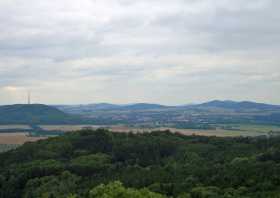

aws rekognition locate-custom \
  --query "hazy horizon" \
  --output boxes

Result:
[1,99,279,106]
[0,0,279,105]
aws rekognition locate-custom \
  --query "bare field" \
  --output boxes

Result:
[0,133,46,145]
[107,127,265,137]
[0,124,276,145]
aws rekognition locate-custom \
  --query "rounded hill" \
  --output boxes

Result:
[0,104,82,124]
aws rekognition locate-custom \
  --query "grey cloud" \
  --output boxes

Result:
[151,0,280,52]
[0,0,279,104]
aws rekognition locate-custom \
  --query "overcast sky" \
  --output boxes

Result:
[0,0,279,105]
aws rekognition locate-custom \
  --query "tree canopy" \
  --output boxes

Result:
[1,129,280,198]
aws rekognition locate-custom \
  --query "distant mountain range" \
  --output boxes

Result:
[55,103,171,113]
[0,100,279,125]
[196,100,280,110]
[56,100,280,112]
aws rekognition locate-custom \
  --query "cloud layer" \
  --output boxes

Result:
[0,0,279,104]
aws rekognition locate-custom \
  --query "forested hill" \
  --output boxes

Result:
[1,129,280,197]
[197,100,280,110]
[0,104,87,124]
[56,100,280,112]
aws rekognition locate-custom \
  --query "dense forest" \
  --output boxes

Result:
[1,129,280,198]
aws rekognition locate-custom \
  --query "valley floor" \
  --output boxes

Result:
[0,123,280,146]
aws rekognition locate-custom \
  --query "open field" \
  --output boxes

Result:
[106,126,267,137]
[230,124,280,133]
[0,124,279,145]
[40,125,104,132]
[40,124,279,137]
[0,133,46,144]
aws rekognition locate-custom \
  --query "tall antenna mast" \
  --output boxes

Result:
[28,91,31,105]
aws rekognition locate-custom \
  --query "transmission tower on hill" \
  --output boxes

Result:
[28,91,31,105]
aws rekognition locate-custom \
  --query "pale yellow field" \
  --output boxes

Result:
[0,133,46,144]
[0,124,275,145]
